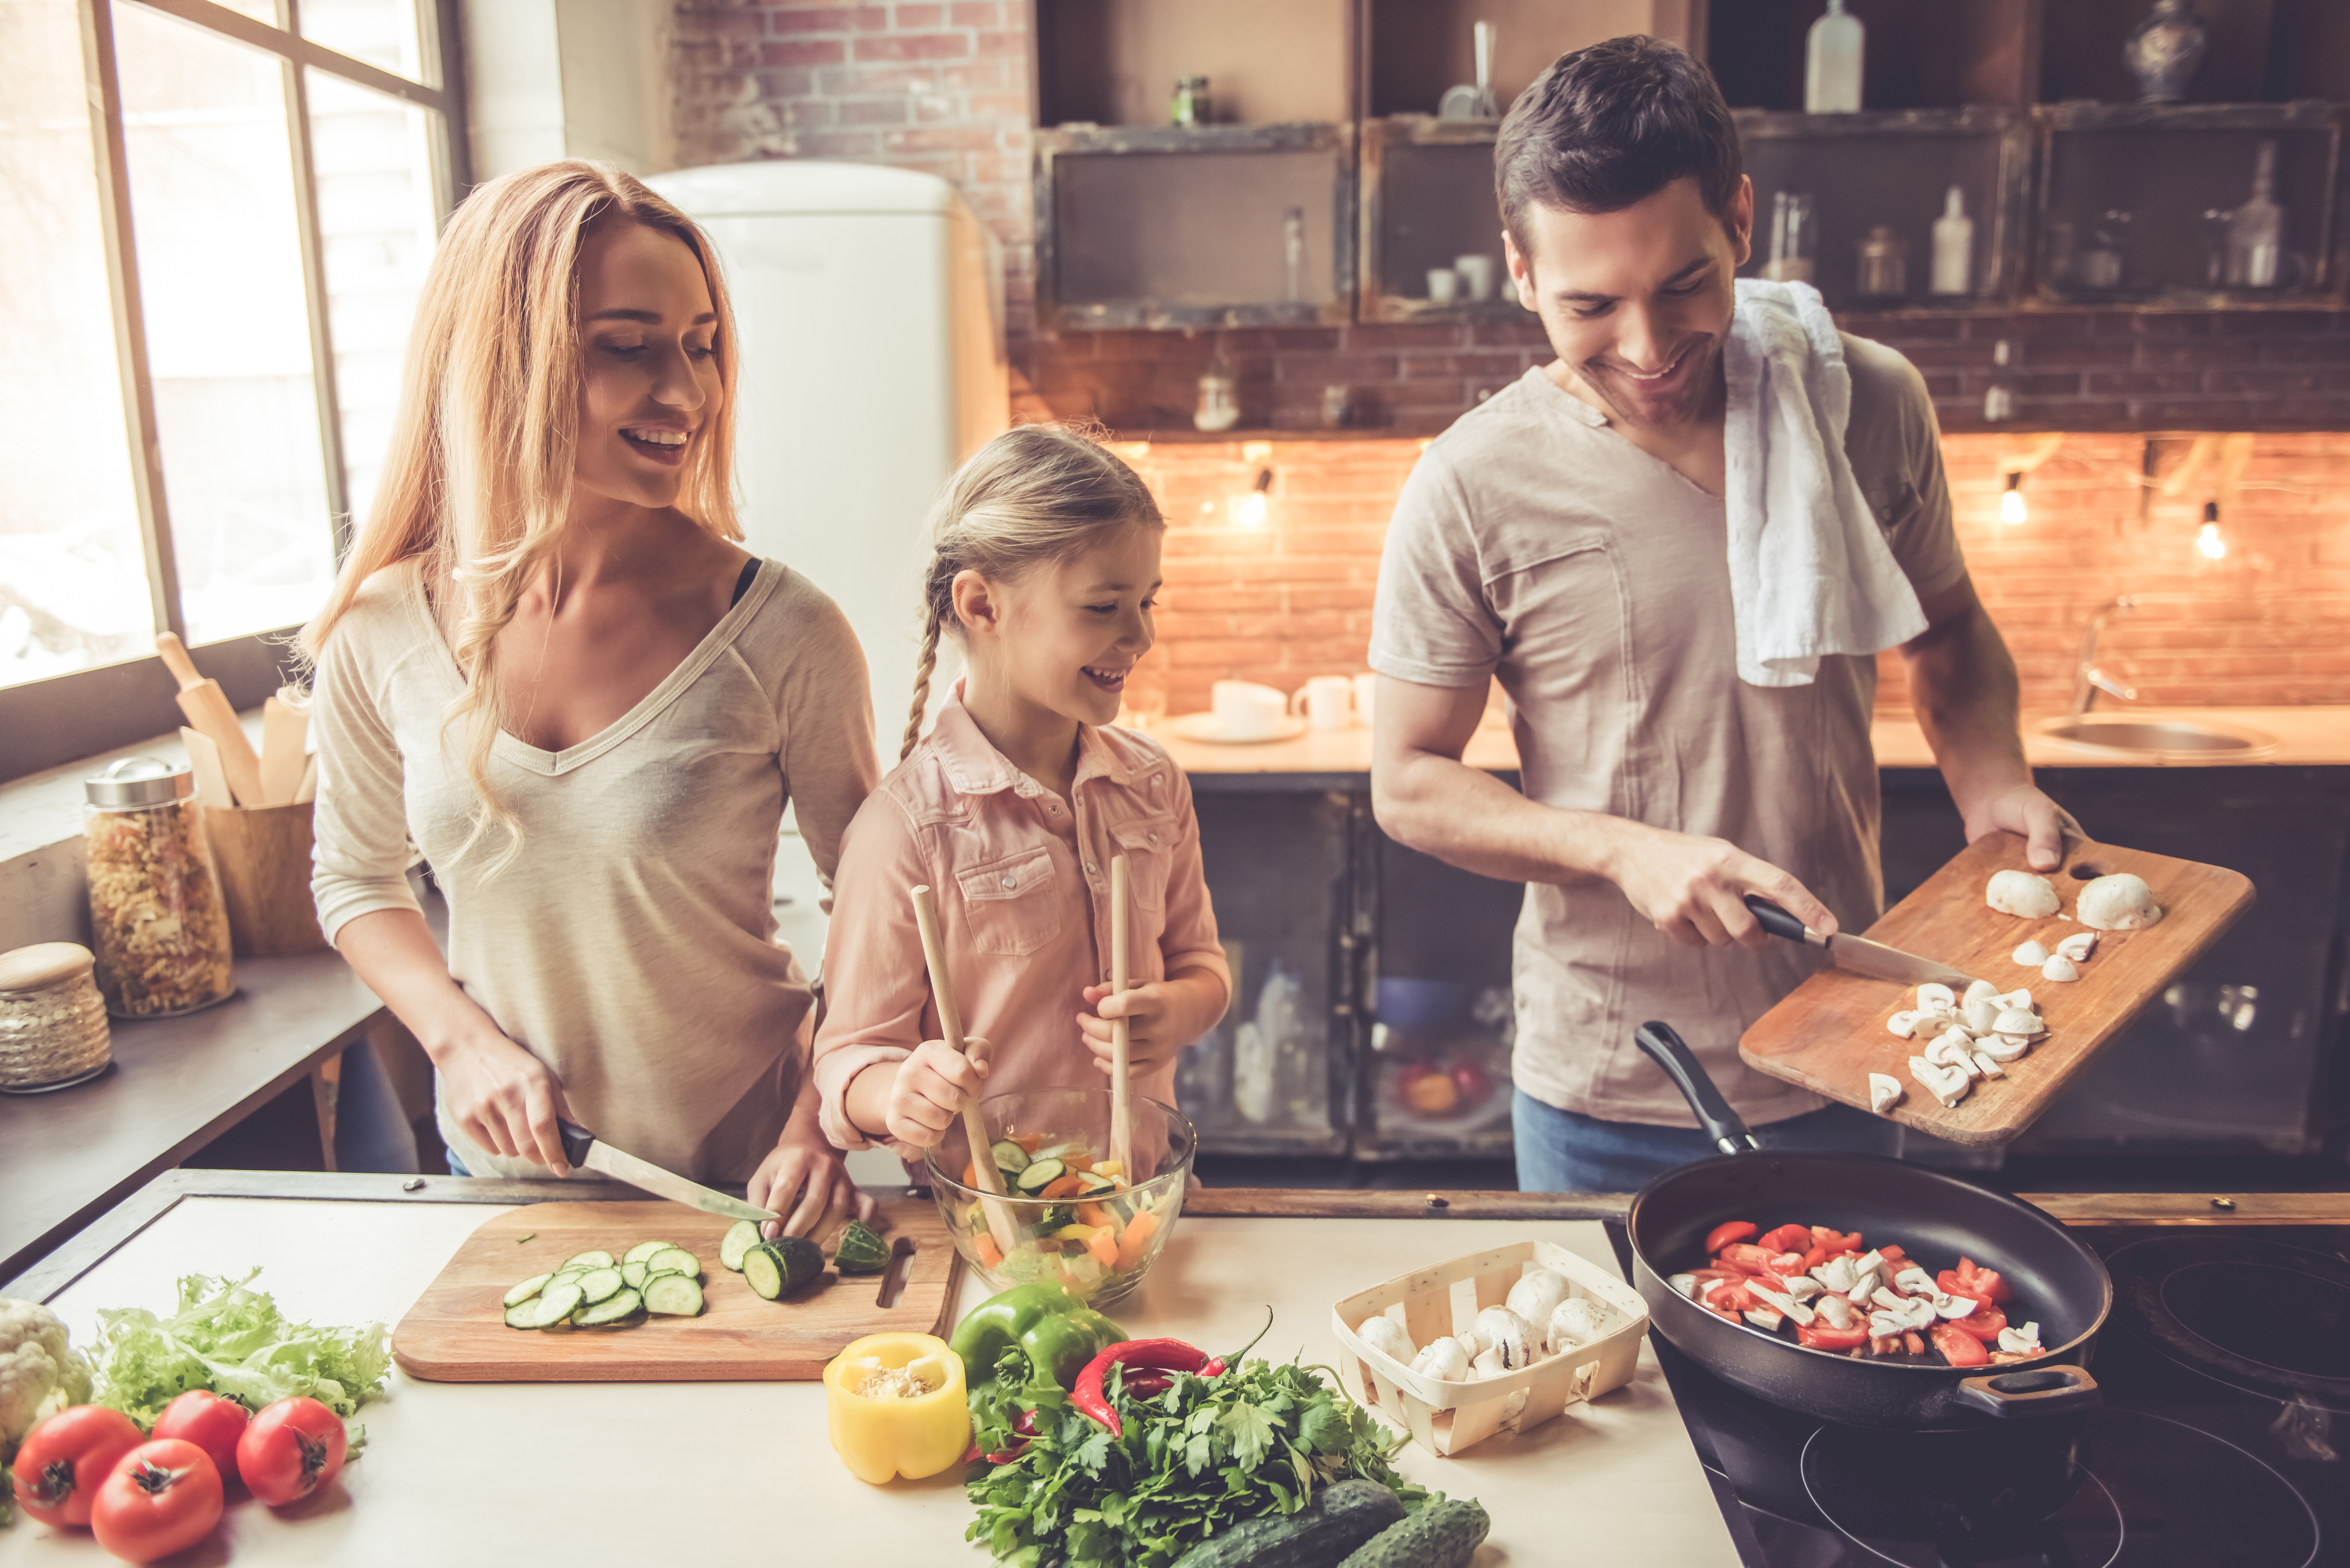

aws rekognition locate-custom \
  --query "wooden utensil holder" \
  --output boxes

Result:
[206,802,328,956]
[1331,1239,1648,1457]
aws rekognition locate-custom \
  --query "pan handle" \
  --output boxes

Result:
[1954,1365,2100,1419]
[1633,1022,1759,1157]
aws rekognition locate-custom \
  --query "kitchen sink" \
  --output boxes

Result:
[2034,713,2279,759]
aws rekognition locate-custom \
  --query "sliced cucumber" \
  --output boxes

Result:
[577,1287,642,1326]
[504,1273,554,1308]
[643,1273,705,1316]
[1074,1171,1115,1195]
[582,1308,645,1332]
[1016,1157,1064,1193]
[529,1279,585,1328]
[621,1261,648,1290]
[741,1244,784,1300]
[719,1219,760,1272]
[989,1139,1031,1174]
[503,1301,543,1329]
[559,1250,616,1272]
[645,1247,701,1280]
[576,1266,624,1305]
[622,1240,674,1265]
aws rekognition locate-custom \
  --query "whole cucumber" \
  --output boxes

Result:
[1167,1478,1406,1568]
[1338,1497,1492,1568]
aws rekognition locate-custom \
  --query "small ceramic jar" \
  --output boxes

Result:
[0,942,112,1092]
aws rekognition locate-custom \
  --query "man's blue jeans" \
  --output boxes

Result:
[1512,1088,1900,1194]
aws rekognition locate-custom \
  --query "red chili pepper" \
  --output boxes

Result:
[1930,1323,1988,1367]
[1073,1339,1219,1435]
[1704,1221,1759,1254]
[1758,1223,1812,1255]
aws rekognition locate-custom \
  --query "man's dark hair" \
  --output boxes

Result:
[1495,35,1743,254]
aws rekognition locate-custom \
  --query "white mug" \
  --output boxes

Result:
[1352,672,1377,729]
[1453,254,1496,301]
[1426,268,1460,305]
[1291,675,1353,730]
[1211,679,1288,739]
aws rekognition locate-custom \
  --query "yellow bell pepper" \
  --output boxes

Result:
[823,1333,971,1484]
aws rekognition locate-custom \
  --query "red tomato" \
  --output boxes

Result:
[1901,1330,1927,1356]
[1704,1221,1759,1255]
[1758,1224,1813,1255]
[10,1405,144,1527]
[1798,1245,1828,1272]
[237,1397,347,1506]
[1716,1243,1776,1275]
[1947,1308,2010,1344]
[1937,1268,1989,1304]
[1876,1244,1908,1264]
[152,1390,249,1490]
[1930,1323,1989,1367]
[1810,1225,1862,1253]
[1796,1321,1871,1352]
[89,1439,223,1564]
[1955,1258,2015,1305]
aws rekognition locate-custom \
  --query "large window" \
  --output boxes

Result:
[0,0,460,779]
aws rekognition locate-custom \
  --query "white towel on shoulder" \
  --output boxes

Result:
[1723,277,1927,687]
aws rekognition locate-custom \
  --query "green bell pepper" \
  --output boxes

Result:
[949,1280,1122,1393]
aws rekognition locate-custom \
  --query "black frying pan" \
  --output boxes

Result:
[1625,1022,2111,1431]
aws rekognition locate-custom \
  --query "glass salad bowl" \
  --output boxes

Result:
[923,1088,1194,1308]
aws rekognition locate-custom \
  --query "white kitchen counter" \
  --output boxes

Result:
[0,1187,1736,1566]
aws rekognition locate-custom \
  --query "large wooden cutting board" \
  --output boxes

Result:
[391,1196,959,1382]
[1740,833,2253,1146]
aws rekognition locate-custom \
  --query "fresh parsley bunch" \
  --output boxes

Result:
[966,1352,1428,1567]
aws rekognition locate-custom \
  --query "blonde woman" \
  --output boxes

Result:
[812,426,1229,1162]
[307,162,879,1234]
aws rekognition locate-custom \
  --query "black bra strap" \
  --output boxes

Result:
[730,558,760,606]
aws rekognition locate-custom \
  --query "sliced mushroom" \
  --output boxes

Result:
[1868,1072,1904,1114]
[2078,872,2163,931]
[1409,1337,1471,1383]
[1872,1285,1912,1314]
[2040,954,2081,983]
[1915,982,1956,1012]
[1505,1268,1571,1328]
[1962,980,2004,1033]
[1974,1032,2032,1064]
[2056,931,2098,963]
[1887,1010,1922,1039]
[1667,1272,1699,1300]
[1813,1293,1859,1331]
[1747,1282,1815,1326]
[1972,1051,2007,1079]
[1986,870,2061,918]
[2013,939,2050,966]
[1909,1054,1971,1108]
[1993,1007,2046,1037]
[1473,1306,1536,1370]
[1892,1266,1938,1296]
[1744,1305,1785,1333]
[1355,1314,1416,1369]
[1812,1254,1860,1293]
[1470,1346,1508,1380]
[1547,1297,1611,1355]
[1936,1294,1980,1320]
[1999,988,2035,1013]
[1997,1321,2045,1356]
[1781,1275,1826,1300]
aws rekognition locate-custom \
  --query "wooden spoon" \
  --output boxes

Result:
[1109,852,1134,1178]
[909,884,1019,1258]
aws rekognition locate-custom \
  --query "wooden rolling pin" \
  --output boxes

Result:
[156,634,264,808]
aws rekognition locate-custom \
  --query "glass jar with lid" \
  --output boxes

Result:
[0,942,112,1092]
[84,757,235,1018]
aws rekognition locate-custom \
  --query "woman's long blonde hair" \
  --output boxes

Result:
[302,160,743,869]
[902,426,1163,761]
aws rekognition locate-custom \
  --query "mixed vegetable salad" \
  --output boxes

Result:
[1673,1220,2047,1366]
[948,1132,1179,1300]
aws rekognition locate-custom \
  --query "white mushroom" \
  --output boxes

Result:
[1747,1282,1814,1326]
[1781,1276,1826,1301]
[2040,954,2080,983]
[2000,988,2034,1011]
[1668,1273,1699,1300]
[1987,870,2062,918]
[1868,1073,1904,1114]
[1971,1051,2007,1079]
[1409,1338,1471,1383]
[1997,1322,2044,1356]
[2078,873,2163,931]
[1813,1293,1859,1331]
[1962,980,2005,1033]
[1546,1297,1611,1355]
[1910,1055,1971,1108]
[2056,931,2098,963]
[1453,1328,1485,1359]
[1354,1314,1416,1369]
[1470,1346,1508,1380]
[1915,982,1956,1012]
[1744,1305,1785,1333]
[1926,1029,1982,1078]
[1993,1007,2046,1037]
[1887,1010,1922,1039]
[1505,1268,1571,1329]
[1473,1306,1536,1370]
[1812,1254,1859,1293]
[2013,939,2050,966]
[1936,1294,1980,1321]
[1974,1032,2031,1064]
[1892,1266,1939,1297]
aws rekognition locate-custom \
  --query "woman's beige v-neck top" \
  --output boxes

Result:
[309,557,880,1184]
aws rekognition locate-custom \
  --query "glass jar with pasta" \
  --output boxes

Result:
[83,757,234,1018]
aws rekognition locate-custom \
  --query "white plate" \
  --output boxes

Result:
[1166,712,1310,745]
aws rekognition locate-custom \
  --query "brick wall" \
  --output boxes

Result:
[1125,429,2350,723]
[670,0,1039,340]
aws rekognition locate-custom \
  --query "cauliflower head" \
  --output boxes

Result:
[1,1299,93,1457]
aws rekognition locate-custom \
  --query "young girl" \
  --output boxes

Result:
[813,426,1229,1160]
[307,161,878,1235]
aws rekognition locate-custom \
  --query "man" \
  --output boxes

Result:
[1368,37,2071,1194]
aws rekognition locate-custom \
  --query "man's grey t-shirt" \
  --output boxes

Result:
[1370,341,1966,1128]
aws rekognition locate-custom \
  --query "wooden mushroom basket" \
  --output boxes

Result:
[1330,1240,1648,1458]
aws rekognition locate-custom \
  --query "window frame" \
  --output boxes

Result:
[1,0,468,783]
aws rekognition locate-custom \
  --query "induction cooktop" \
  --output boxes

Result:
[1608,1219,2346,1567]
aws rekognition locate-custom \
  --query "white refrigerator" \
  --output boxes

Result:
[647,161,1009,744]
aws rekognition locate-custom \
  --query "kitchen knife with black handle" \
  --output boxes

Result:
[558,1122,778,1224]
[1743,894,1980,990]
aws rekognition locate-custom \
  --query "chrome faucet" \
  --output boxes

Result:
[2071,595,2139,715]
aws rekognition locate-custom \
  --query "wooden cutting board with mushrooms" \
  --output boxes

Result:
[1739,832,2254,1146]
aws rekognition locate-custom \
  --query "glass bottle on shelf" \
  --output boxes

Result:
[1805,0,1864,114]
[1194,352,1239,433]
[1283,206,1307,303]
[1171,77,1209,127]
[1762,191,1815,283]
[1983,339,2016,423]
[1854,224,1907,298]
[1930,185,1973,296]
[2225,139,2285,289]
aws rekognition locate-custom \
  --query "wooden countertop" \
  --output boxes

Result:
[1161,706,2350,779]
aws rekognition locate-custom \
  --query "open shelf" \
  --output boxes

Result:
[1358,118,1520,323]
[1709,0,2040,111]
[1035,0,1350,128]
